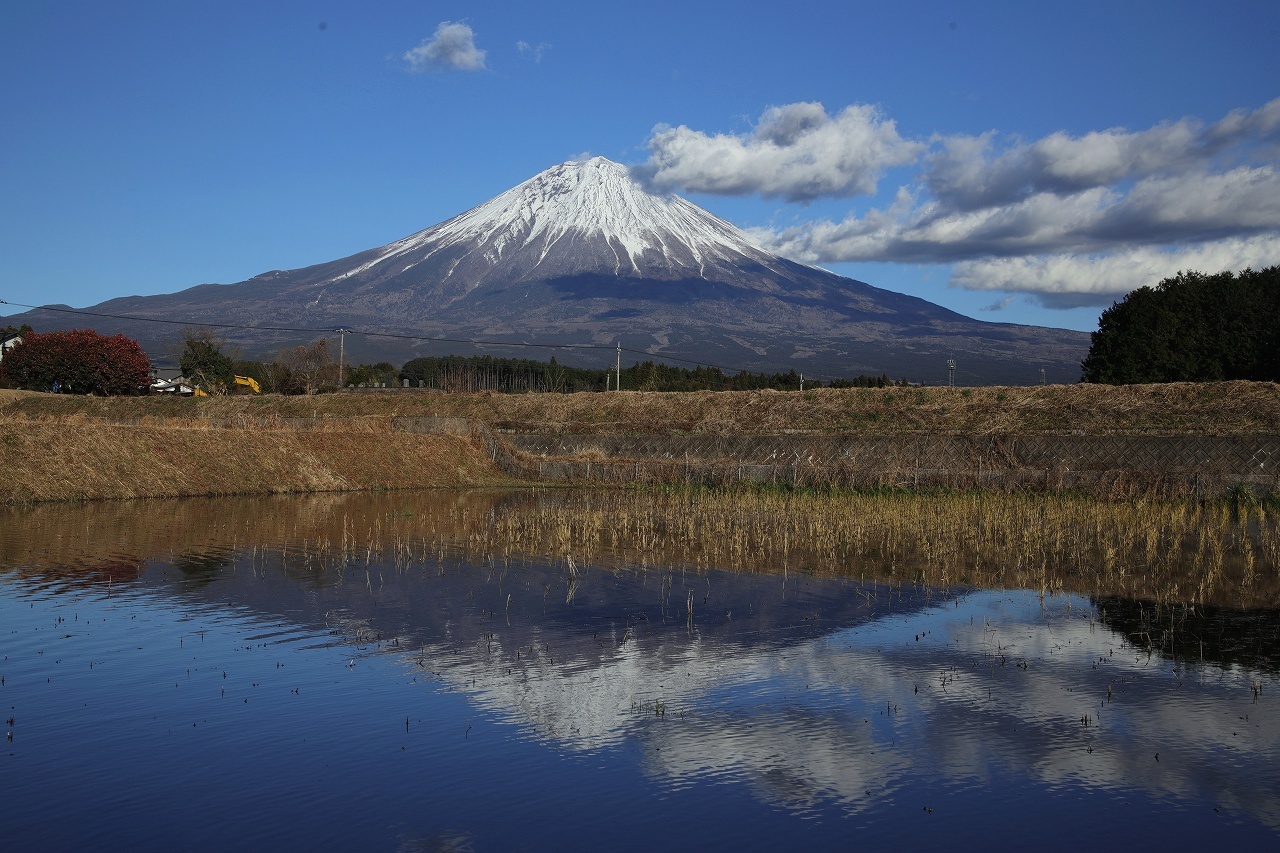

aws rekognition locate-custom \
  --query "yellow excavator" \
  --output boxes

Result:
[192,375,260,397]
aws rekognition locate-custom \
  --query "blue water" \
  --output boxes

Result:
[2,493,1278,851]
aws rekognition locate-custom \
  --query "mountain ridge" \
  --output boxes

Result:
[10,157,1090,384]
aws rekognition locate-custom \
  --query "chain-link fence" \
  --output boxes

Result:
[501,433,1280,497]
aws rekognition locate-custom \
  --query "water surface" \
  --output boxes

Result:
[2,491,1277,850]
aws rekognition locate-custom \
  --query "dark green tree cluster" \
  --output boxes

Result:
[168,330,344,395]
[400,355,604,392]
[345,361,398,387]
[624,361,822,391]
[1081,267,1280,384]
[178,329,236,393]
[827,373,909,389]
[399,354,909,393]
[1,323,33,338]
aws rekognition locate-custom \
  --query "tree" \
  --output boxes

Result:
[177,329,236,394]
[1,323,33,338]
[0,328,151,395]
[275,339,337,394]
[543,356,567,393]
[345,361,397,387]
[1081,267,1280,384]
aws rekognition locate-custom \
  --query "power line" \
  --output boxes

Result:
[0,298,609,349]
[3,296,850,382]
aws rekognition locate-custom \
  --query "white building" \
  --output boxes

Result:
[0,332,23,363]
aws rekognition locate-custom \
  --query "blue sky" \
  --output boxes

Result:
[3,1,1278,333]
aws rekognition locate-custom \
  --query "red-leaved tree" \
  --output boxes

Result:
[0,329,151,395]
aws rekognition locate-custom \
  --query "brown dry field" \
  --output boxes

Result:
[0,406,513,503]
[4,386,1279,606]
[3,382,1278,504]
[3,380,1279,436]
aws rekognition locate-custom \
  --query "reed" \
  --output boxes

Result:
[3,482,1276,609]
[457,486,1280,609]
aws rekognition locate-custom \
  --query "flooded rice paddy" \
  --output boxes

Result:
[2,489,1278,850]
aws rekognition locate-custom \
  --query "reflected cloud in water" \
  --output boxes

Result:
[113,540,1280,831]
[2,490,1278,847]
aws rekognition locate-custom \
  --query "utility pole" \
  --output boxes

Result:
[615,343,621,392]
[799,373,804,392]
[1039,368,1046,386]
[947,358,956,387]
[335,328,350,388]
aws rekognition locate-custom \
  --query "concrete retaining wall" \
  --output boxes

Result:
[504,433,1280,497]
[85,414,1280,497]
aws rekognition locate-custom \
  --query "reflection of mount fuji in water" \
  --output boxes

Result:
[6,491,1280,827]
[152,544,932,751]
[135,544,1280,828]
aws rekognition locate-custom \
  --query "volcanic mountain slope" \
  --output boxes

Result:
[16,157,1089,384]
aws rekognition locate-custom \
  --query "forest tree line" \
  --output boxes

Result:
[396,355,909,393]
[1081,266,1279,384]
[0,325,909,395]
[8,264,1274,394]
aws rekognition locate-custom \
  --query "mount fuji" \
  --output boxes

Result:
[15,157,1089,384]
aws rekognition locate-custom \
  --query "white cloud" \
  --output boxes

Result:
[404,22,486,72]
[925,97,1280,211]
[763,165,1280,269]
[637,102,924,202]
[1091,165,1280,243]
[517,41,550,63]
[758,186,1119,264]
[950,235,1280,308]
[668,98,1280,307]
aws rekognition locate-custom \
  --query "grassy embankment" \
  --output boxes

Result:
[0,389,513,502]
[2,381,1278,503]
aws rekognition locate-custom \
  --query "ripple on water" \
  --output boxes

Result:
[2,497,1279,850]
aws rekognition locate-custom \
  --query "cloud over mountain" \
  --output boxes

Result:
[9,157,1089,385]
[637,103,923,202]
[643,98,1280,308]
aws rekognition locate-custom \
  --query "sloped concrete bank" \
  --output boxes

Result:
[504,432,1280,498]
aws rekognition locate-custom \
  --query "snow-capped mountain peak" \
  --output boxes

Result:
[432,157,768,263]
[336,157,778,286]
[12,155,1092,384]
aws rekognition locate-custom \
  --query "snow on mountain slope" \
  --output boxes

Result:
[10,156,1091,383]
[327,157,787,287]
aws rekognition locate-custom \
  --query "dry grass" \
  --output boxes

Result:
[3,381,1279,436]
[454,487,1280,608]
[0,418,514,502]
[443,381,1280,435]
[4,486,1277,608]
[3,382,1276,503]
